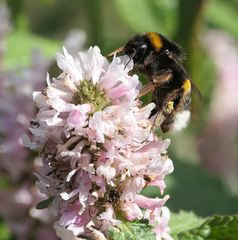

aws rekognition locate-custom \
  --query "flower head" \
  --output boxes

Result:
[25,46,174,239]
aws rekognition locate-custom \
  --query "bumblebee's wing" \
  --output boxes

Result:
[191,82,202,100]
[139,81,156,98]
[152,69,173,85]
[107,46,124,57]
[166,52,202,100]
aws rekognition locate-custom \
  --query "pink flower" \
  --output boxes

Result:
[135,194,170,210]
[25,46,174,239]
[120,201,143,221]
[99,205,121,230]
[67,104,91,128]
[145,207,173,240]
[59,202,93,236]
[54,224,80,240]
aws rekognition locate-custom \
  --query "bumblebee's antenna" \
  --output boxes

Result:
[108,47,136,70]
[124,55,133,70]
[107,46,124,58]
[124,51,136,70]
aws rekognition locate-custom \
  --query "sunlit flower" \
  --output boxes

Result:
[25,46,174,239]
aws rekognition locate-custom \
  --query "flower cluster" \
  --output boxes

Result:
[24,46,174,239]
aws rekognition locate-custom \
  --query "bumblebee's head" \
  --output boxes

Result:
[107,34,151,65]
[123,34,151,64]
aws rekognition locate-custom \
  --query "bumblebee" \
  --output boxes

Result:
[108,32,201,133]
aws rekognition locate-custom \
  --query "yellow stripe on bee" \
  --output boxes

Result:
[183,79,191,93]
[146,32,163,52]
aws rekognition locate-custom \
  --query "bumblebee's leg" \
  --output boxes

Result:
[138,81,157,98]
[107,46,124,57]
[161,116,174,133]
[151,111,166,130]
[139,110,165,143]
[128,64,141,75]
[152,69,172,85]
[138,69,172,98]
[151,99,174,131]
[141,103,173,141]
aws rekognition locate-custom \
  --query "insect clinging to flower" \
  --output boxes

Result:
[108,32,201,133]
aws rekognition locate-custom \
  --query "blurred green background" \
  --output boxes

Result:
[1,0,238,239]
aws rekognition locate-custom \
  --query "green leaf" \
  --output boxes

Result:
[36,196,54,209]
[108,220,156,240]
[5,30,60,70]
[112,0,178,36]
[202,215,238,240]
[170,211,204,237]
[174,215,238,240]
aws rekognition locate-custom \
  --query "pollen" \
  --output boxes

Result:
[146,32,163,52]
[165,101,174,114]
[73,80,110,112]
[183,79,191,94]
